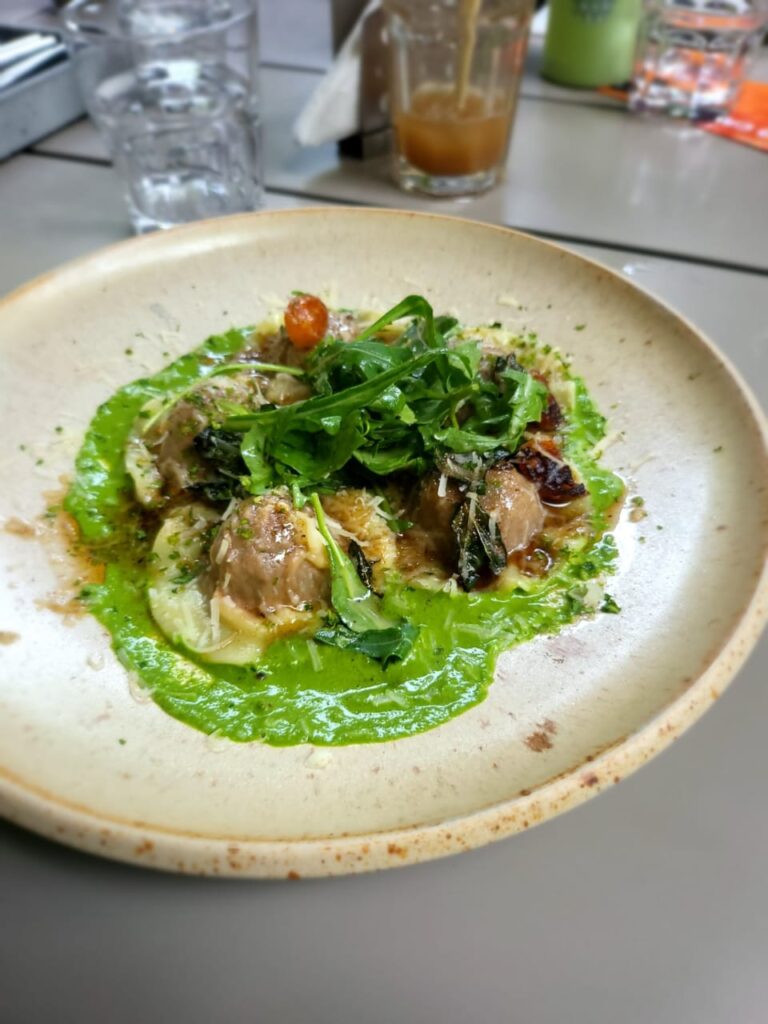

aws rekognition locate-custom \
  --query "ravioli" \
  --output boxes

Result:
[66,294,623,745]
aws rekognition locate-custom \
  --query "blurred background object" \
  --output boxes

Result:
[0,19,83,160]
[290,0,768,179]
[383,0,535,196]
[629,0,768,118]
[0,31,64,89]
[61,0,262,233]
[294,0,390,156]
[542,0,642,86]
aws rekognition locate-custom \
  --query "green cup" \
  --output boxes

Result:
[542,0,642,87]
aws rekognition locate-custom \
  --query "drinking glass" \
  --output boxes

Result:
[383,0,534,197]
[543,0,642,87]
[62,0,262,233]
[629,0,768,119]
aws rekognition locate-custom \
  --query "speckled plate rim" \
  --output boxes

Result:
[1,207,766,878]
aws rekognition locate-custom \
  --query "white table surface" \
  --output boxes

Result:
[31,65,768,272]
[1,5,767,1022]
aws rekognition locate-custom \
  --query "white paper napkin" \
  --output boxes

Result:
[293,0,379,146]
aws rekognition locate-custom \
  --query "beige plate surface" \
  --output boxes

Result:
[1,209,766,878]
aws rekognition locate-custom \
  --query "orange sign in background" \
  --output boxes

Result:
[598,79,768,152]
[701,81,768,152]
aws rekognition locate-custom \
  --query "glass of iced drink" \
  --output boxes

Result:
[629,0,768,119]
[384,0,534,197]
[62,0,262,233]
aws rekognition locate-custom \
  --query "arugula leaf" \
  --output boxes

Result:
[221,294,553,498]
[436,368,547,454]
[314,622,418,663]
[140,357,304,436]
[499,368,548,447]
[357,295,438,348]
[310,493,416,663]
[241,426,274,494]
[310,493,394,632]
[435,315,459,339]
[353,442,429,476]
[272,414,365,484]
[307,338,412,395]
[227,349,438,431]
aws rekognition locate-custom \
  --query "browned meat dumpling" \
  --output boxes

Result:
[248,329,307,369]
[480,466,544,554]
[410,472,464,563]
[144,369,312,500]
[326,310,358,341]
[146,398,209,496]
[145,374,265,495]
[207,495,329,617]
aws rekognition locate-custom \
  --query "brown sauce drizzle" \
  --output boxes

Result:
[4,484,105,621]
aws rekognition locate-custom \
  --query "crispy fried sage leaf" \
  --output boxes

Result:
[452,498,508,591]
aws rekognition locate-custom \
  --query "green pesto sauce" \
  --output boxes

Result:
[65,329,622,746]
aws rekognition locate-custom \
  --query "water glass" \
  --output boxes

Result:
[383,0,535,197]
[629,0,768,119]
[62,0,262,233]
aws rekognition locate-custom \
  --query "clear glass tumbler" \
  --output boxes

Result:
[629,0,768,119]
[384,0,534,197]
[62,0,262,233]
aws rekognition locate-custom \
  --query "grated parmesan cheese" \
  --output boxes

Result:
[214,536,230,564]
[590,429,624,460]
[304,746,333,768]
[629,452,658,473]
[209,595,221,644]
[306,639,323,672]
[127,671,153,704]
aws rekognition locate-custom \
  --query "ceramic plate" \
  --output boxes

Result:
[1,209,766,877]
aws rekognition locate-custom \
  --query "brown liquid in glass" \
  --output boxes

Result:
[394,85,511,177]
